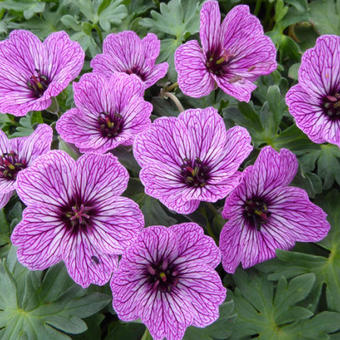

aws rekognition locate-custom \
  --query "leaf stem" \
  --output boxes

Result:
[162,92,185,113]
[254,0,262,16]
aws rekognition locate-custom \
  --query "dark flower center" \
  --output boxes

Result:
[146,258,179,292]
[98,112,124,138]
[125,66,147,81]
[243,197,270,230]
[0,152,26,180]
[322,93,340,119]
[60,199,96,234]
[180,158,210,188]
[27,69,50,98]
[205,48,235,76]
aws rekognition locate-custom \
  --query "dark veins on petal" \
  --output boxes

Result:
[145,257,179,293]
[243,196,271,230]
[180,158,210,188]
[322,92,340,120]
[27,69,50,98]
[0,152,26,180]
[98,112,124,138]
[59,196,97,235]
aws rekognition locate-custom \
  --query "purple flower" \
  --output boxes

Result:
[219,146,330,274]
[175,1,277,101]
[56,72,153,153]
[11,151,144,288]
[133,107,252,214]
[91,31,168,89]
[0,124,52,209]
[0,30,85,116]
[111,223,226,340]
[286,35,340,147]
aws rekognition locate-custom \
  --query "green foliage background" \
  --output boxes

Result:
[0,0,340,339]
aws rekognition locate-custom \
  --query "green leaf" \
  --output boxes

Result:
[0,252,111,339]
[310,0,340,35]
[184,300,235,340]
[139,0,200,39]
[98,0,127,31]
[0,0,45,19]
[230,269,338,339]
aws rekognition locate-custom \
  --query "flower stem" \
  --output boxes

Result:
[92,24,103,44]
[162,92,185,113]
[254,0,262,16]
[165,81,178,92]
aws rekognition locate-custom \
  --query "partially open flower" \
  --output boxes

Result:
[0,30,84,116]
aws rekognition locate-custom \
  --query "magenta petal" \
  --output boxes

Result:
[74,153,129,201]
[16,150,74,206]
[43,31,84,95]
[170,223,221,267]
[299,35,340,98]
[200,1,221,53]
[0,191,13,209]
[268,186,330,242]
[20,124,53,164]
[245,146,298,196]
[11,204,64,270]
[91,196,144,254]
[286,84,339,145]
[62,231,119,288]
[175,40,215,98]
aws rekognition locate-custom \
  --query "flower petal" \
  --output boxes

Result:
[20,124,53,165]
[0,191,12,209]
[175,40,215,98]
[62,231,119,288]
[298,35,340,98]
[286,84,340,146]
[74,153,129,201]
[16,150,74,206]
[170,223,221,268]
[91,196,144,254]
[11,203,65,270]
[200,0,221,53]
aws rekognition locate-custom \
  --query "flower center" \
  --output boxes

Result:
[243,197,270,230]
[322,93,340,119]
[206,48,234,76]
[180,158,210,188]
[98,112,124,138]
[0,152,26,180]
[61,201,96,234]
[125,66,147,81]
[146,258,179,292]
[27,69,50,98]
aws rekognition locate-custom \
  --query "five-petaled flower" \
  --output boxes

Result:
[0,30,84,116]
[91,31,168,89]
[11,151,144,288]
[0,124,52,209]
[219,146,330,273]
[133,106,252,214]
[56,72,153,153]
[175,1,277,101]
[286,35,340,148]
[111,223,226,340]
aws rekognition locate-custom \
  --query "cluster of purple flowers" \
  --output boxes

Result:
[0,1,335,339]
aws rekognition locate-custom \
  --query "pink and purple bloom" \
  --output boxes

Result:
[11,151,144,288]
[286,35,340,147]
[175,1,277,101]
[0,124,52,209]
[111,223,226,340]
[91,31,168,89]
[0,30,84,116]
[133,107,252,215]
[219,146,330,274]
[56,72,152,153]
